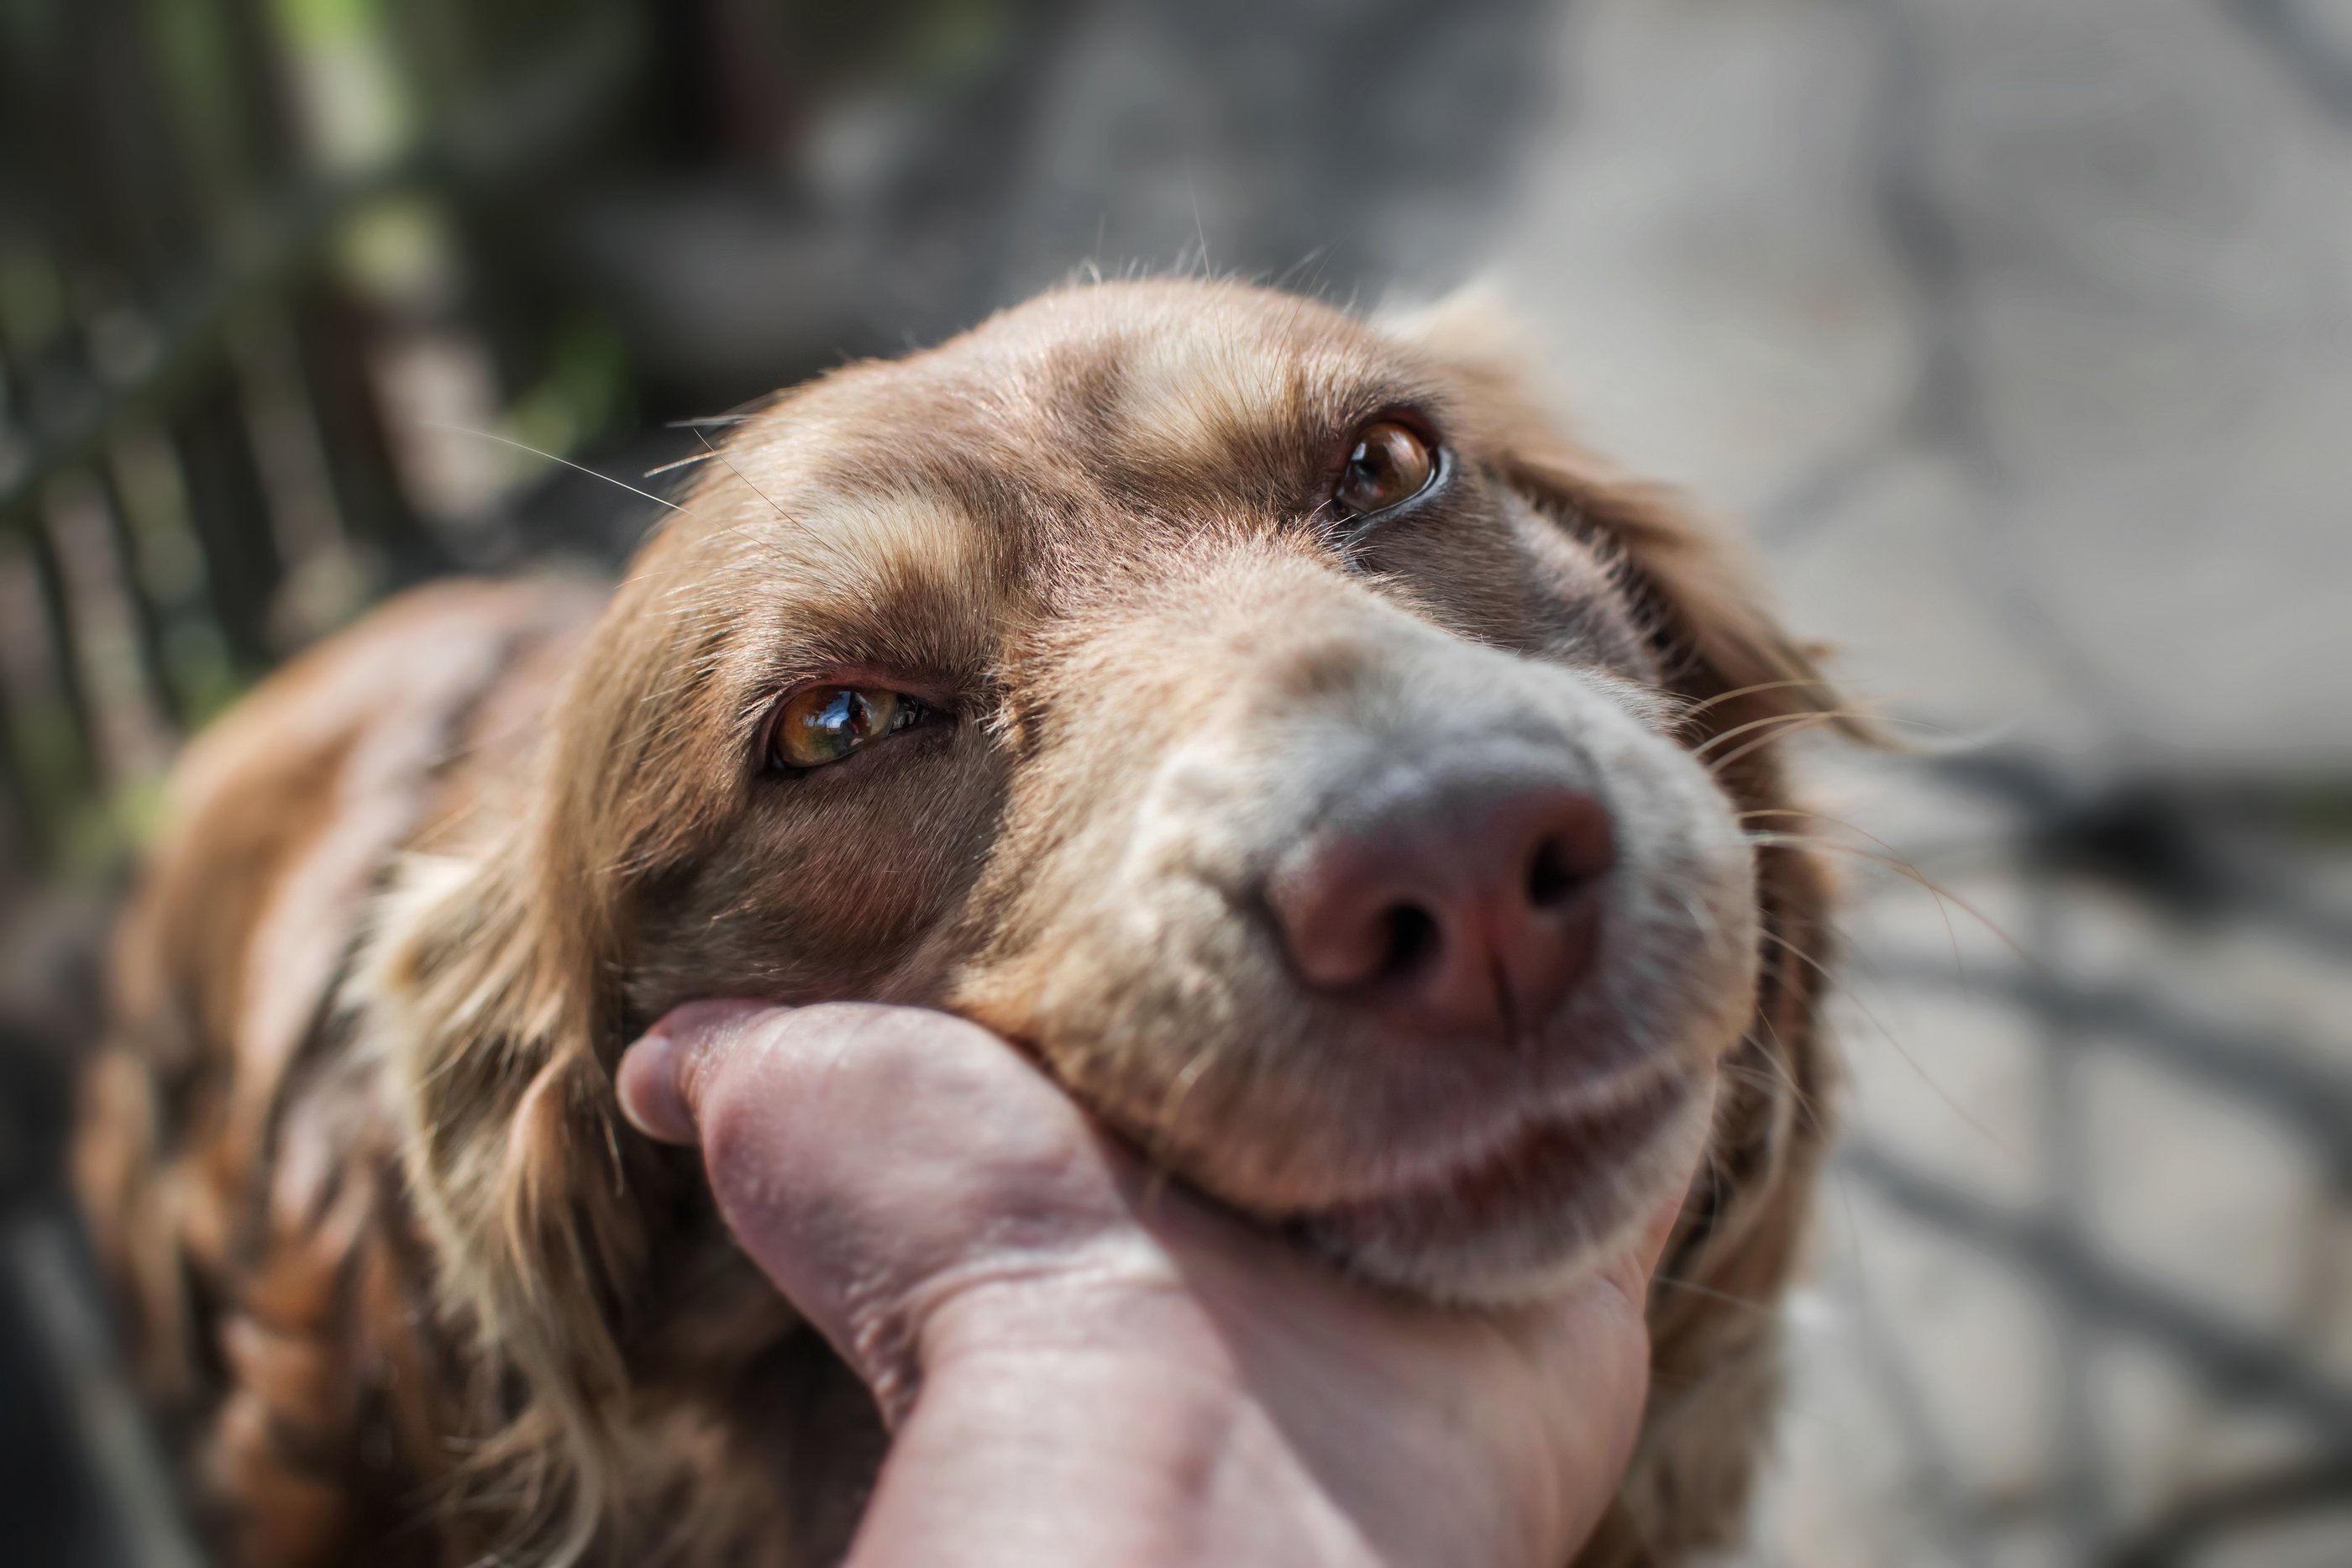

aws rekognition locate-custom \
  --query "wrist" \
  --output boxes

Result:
[853,1246,1578,1568]
[856,1287,1367,1568]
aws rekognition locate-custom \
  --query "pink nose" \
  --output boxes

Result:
[1264,779,1614,1044]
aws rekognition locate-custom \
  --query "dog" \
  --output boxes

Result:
[75,278,1843,1567]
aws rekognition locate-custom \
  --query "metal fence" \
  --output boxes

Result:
[0,0,679,883]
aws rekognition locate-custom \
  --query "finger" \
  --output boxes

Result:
[628,1002,1150,1409]
[616,998,776,1143]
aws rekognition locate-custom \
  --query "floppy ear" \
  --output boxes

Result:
[357,549,773,1564]
[1507,433,1848,1568]
[360,804,664,1563]
[1386,295,1849,1564]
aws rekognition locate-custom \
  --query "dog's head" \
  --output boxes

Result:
[380,278,1840,1555]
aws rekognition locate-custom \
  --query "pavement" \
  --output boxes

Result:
[1482,3,2352,1561]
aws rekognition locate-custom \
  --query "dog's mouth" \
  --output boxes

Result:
[1275,1063,1703,1293]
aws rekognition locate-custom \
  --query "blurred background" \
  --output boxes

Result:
[1,0,2347,1563]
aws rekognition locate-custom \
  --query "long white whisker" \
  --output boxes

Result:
[694,428,790,522]
[419,421,694,516]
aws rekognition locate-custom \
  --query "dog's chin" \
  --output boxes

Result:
[1282,1067,1711,1305]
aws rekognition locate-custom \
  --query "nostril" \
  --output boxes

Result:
[1525,835,1588,909]
[1525,794,1615,910]
[1377,902,1441,982]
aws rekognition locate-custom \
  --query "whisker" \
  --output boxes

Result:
[1701,710,1878,774]
[1739,805,1971,978]
[1719,1051,1825,1142]
[1744,831,2031,970]
[692,427,791,522]
[1740,805,1956,878]
[417,421,694,517]
[1726,1009,1824,1197]
[1651,1272,1775,1314]
[1692,707,1853,762]
[1677,678,1836,722]
[1698,704,1954,774]
[1759,926,2013,1155]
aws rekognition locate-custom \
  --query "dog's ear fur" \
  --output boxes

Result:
[358,567,723,1564]
[360,828,648,1563]
[1386,291,1845,1564]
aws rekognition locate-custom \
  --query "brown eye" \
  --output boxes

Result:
[769,685,937,770]
[1333,419,1437,518]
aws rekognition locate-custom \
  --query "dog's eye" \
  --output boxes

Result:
[769,685,938,770]
[1333,420,1437,519]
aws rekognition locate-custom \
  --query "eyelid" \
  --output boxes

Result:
[753,674,958,774]
[1357,406,1442,446]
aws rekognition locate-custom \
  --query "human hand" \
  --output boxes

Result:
[618,1001,1690,1568]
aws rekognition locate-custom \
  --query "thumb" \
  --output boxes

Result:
[615,998,775,1144]
[612,1001,1147,1417]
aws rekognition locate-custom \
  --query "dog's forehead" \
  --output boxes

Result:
[701,281,1416,535]
[665,282,1449,674]
[983,281,1414,457]
[770,282,1416,489]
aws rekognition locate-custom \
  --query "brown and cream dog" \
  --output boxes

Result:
[75,279,1843,1567]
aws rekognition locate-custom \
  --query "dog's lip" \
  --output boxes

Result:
[1275,1063,1693,1244]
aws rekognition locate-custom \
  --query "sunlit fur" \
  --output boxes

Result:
[76,279,1845,1567]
